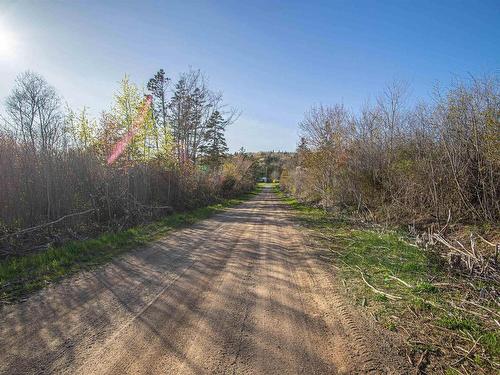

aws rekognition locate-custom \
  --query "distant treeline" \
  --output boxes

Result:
[246,151,295,181]
[0,69,257,256]
[281,76,499,225]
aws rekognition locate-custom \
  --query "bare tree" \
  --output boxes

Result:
[284,76,499,223]
[5,71,63,153]
[0,69,251,257]
[147,69,170,152]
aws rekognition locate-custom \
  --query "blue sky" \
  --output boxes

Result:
[0,0,498,151]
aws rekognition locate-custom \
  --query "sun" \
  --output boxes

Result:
[0,21,17,60]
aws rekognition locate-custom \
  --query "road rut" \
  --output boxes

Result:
[0,187,409,374]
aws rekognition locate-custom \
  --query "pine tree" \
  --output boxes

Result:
[200,110,228,169]
[168,77,190,163]
[147,69,171,155]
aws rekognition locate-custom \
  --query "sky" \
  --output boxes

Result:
[0,0,499,152]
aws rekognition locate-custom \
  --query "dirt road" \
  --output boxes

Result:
[0,187,409,374]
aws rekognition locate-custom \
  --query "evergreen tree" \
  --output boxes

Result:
[200,110,228,168]
[147,69,171,154]
[168,76,190,163]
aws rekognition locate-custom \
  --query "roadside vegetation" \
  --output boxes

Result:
[281,77,499,226]
[0,68,268,304]
[0,187,260,304]
[277,75,499,374]
[277,186,499,374]
[0,69,262,259]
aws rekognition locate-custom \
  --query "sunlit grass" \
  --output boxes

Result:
[275,185,499,368]
[0,187,261,303]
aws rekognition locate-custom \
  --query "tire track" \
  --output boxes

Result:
[283,199,410,374]
[0,188,410,375]
[77,205,255,374]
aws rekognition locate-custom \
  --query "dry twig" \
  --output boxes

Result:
[388,275,413,288]
[356,267,402,300]
[0,209,95,241]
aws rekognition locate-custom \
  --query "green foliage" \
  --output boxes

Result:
[276,185,435,295]
[277,185,499,371]
[413,282,438,294]
[438,315,479,332]
[200,110,229,168]
[481,332,500,357]
[410,297,433,312]
[374,294,389,302]
[67,107,96,148]
[385,321,397,331]
[147,69,174,159]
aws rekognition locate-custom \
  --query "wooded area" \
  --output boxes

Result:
[278,76,499,373]
[0,70,256,256]
[280,76,500,282]
[281,76,499,226]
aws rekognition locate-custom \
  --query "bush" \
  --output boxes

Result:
[281,76,500,225]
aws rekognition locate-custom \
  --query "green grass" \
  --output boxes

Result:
[275,186,437,295]
[481,332,500,357]
[438,314,480,332]
[0,187,261,303]
[275,185,500,372]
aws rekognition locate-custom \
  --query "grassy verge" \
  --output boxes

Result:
[275,186,499,374]
[0,187,261,304]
